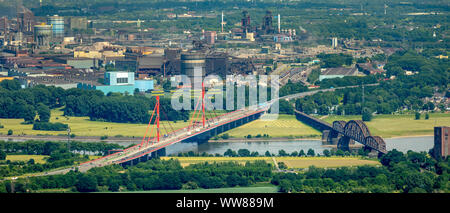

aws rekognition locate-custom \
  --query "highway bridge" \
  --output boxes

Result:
[45,83,384,175]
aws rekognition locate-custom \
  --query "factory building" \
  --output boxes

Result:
[204,31,216,44]
[205,54,228,78]
[17,8,35,33]
[77,71,154,95]
[261,10,274,34]
[69,17,87,30]
[241,11,251,34]
[54,57,98,69]
[319,66,359,81]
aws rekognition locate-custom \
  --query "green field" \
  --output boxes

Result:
[162,156,380,169]
[276,156,380,168]
[0,109,225,138]
[5,155,48,164]
[321,113,450,138]
[219,114,321,138]
[161,156,273,167]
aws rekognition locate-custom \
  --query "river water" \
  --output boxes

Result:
[164,136,434,156]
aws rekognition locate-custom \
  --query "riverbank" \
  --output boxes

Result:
[208,137,321,143]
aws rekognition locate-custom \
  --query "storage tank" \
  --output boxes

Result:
[181,51,205,85]
[48,15,64,38]
[34,23,52,47]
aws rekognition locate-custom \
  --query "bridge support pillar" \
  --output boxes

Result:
[323,130,342,145]
[337,136,351,152]
[322,130,330,143]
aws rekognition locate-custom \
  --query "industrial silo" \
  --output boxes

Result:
[34,23,52,48]
[181,51,205,86]
[48,15,64,38]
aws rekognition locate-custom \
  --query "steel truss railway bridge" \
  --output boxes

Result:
[46,84,385,175]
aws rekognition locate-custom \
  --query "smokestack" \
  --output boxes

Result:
[278,14,280,33]
[221,11,224,33]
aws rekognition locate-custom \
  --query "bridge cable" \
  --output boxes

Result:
[188,96,202,130]
[160,108,176,135]
[140,104,157,150]
[144,103,159,147]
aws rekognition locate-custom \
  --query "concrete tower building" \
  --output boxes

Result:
[433,126,449,159]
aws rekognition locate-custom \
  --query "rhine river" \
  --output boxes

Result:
[165,136,434,155]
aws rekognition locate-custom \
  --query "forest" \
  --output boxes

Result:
[0,80,190,125]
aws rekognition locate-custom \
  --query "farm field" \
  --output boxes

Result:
[219,114,321,138]
[276,157,380,168]
[161,156,380,168]
[5,155,49,164]
[321,113,450,138]
[160,156,273,167]
[0,109,226,138]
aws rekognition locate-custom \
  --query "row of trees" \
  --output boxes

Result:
[0,158,273,193]
[0,140,124,178]
[0,140,124,156]
[0,79,191,124]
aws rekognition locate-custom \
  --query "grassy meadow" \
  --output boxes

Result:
[218,114,321,139]
[321,113,450,138]
[5,155,49,164]
[161,156,380,168]
[276,156,380,168]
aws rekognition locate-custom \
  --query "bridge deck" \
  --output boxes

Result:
[70,106,267,172]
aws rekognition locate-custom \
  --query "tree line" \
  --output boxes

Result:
[0,140,124,156]
[0,79,190,125]
[272,149,449,193]
[0,140,124,178]
[0,158,273,193]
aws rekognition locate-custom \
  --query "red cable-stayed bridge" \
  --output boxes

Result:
[43,84,385,175]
